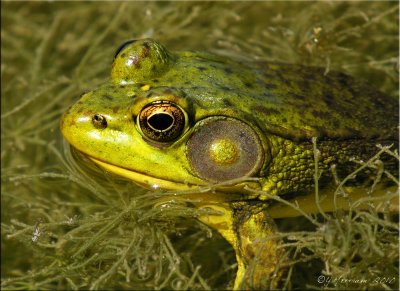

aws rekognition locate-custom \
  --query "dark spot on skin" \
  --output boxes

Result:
[252,105,280,115]
[77,101,84,105]
[341,110,353,119]
[303,70,320,81]
[84,101,95,106]
[197,66,207,71]
[323,92,335,107]
[362,115,371,124]
[277,71,291,85]
[222,99,233,106]
[346,85,358,97]
[332,119,340,128]
[337,72,351,88]
[143,42,150,50]
[141,46,150,58]
[290,93,305,100]
[102,94,113,100]
[324,75,335,87]
[262,92,273,99]
[112,106,120,113]
[262,72,275,79]
[311,110,326,119]
[263,83,278,90]
[64,104,73,113]
[68,119,76,127]
[286,100,308,109]
[224,67,233,74]
[298,79,311,92]
[129,55,142,69]
[140,42,151,59]
[322,90,353,120]
[120,53,126,58]
[369,91,385,107]
[244,82,253,88]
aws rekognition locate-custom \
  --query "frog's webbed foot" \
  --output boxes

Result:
[199,202,284,290]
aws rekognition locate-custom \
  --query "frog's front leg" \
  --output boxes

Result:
[199,202,283,289]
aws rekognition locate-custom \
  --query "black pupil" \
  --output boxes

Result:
[148,113,173,131]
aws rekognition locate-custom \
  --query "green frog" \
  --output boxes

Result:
[60,39,398,289]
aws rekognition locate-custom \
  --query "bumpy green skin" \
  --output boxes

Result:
[61,39,398,197]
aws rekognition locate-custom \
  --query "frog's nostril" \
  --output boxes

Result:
[92,114,108,129]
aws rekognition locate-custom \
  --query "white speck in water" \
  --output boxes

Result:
[32,228,41,242]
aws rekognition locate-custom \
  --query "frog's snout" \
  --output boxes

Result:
[60,101,106,149]
[60,105,87,146]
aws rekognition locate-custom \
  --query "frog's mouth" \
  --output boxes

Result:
[87,156,204,191]
[69,147,260,194]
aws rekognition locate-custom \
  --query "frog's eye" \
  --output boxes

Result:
[186,117,264,182]
[113,39,136,59]
[137,102,186,143]
[111,39,174,84]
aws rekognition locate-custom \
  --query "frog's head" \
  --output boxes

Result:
[61,39,271,191]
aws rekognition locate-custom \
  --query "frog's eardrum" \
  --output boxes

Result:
[186,117,264,182]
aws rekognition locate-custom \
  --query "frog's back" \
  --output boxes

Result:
[247,62,398,142]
